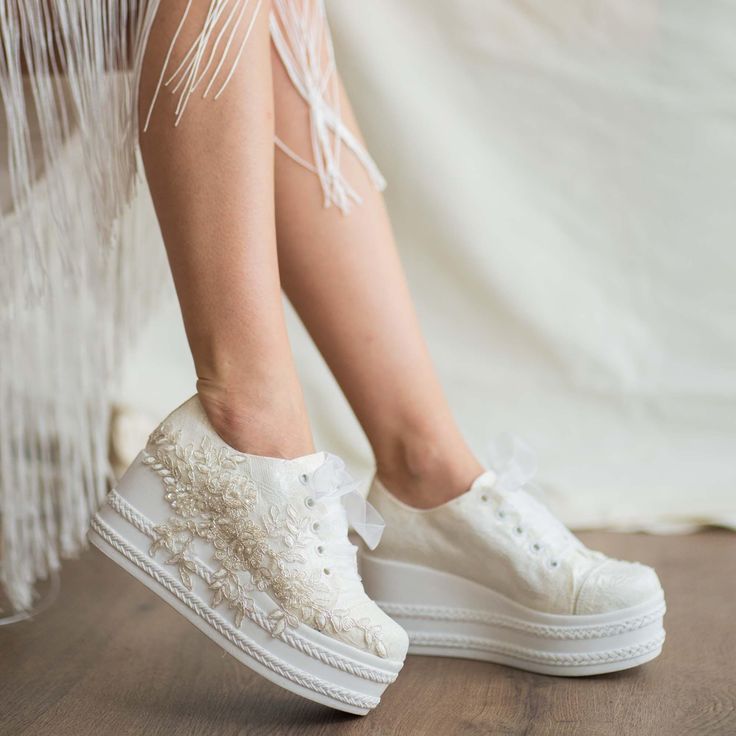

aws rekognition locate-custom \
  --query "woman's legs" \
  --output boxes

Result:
[271,45,482,508]
[138,1,480,500]
[138,1,313,458]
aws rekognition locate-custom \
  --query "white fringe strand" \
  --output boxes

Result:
[0,0,385,613]
[270,0,386,213]
[142,0,266,130]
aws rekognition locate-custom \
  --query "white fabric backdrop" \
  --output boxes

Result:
[118,0,736,531]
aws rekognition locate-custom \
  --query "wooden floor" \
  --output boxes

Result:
[2,531,734,736]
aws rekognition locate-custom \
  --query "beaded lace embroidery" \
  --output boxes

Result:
[144,423,387,657]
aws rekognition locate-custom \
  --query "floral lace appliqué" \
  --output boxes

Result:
[144,423,387,657]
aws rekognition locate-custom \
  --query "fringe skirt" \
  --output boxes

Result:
[0,0,382,612]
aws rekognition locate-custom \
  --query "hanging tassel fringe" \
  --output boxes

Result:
[270,0,385,213]
[0,0,165,612]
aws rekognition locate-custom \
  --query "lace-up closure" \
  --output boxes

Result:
[480,435,582,571]
[298,464,359,586]
[478,482,579,571]
[301,455,385,551]
[297,455,385,588]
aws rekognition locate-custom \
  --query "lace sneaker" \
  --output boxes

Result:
[358,435,665,676]
[89,396,407,714]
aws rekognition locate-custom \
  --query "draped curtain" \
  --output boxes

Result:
[116,0,736,536]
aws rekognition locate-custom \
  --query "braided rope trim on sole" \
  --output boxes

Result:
[407,630,666,667]
[90,515,380,711]
[377,600,666,641]
[106,490,398,684]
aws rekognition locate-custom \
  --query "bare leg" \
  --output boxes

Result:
[272,47,482,507]
[139,1,313,458]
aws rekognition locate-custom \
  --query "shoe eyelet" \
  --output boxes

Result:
[311,521,320,532]
[514,526,524,536]
[532,542,541,552]
[549,560,559,568]
[480,494,489,502]
[304,496,315,509]
[316,545,325,555]
[299,473,309,485]
[323,567,331,576]
[496,510,506,520]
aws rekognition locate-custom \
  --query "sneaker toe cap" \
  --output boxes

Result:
[374,606,410,662]
[330,597,409,662]
[575,559,663,615]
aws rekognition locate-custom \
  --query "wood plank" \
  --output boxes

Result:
[1,531,734,735]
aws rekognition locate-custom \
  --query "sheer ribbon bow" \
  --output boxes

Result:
[305,455,385,550]
[487,434,541,496]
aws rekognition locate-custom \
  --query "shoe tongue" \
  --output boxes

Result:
[469,469,498,492]
[287,451,328,474]
[242,450,328,490]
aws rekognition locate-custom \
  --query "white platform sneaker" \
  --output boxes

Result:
[359,436,666,676]
[89,396,407,714]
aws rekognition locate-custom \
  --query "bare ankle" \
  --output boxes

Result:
[197,380,315,458]
[375,429,483,509]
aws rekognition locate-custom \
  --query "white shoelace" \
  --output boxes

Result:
[300,454,383,585]
[486,434,581,566]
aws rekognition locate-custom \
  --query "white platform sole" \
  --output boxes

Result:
[88,487,402,715]
[360,555,665,677]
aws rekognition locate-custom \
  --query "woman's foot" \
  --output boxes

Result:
[359,435,666,676]
[89,396,407,714]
